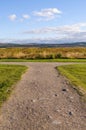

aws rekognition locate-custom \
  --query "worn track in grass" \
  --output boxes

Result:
[0,62,86,130]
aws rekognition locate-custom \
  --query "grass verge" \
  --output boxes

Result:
[57,64,86,98]
[0,64,27,106]
[0,58,86,62]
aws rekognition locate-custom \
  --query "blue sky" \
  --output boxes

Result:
[0,0,86,43]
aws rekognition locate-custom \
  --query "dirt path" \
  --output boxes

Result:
[0,62,86,130]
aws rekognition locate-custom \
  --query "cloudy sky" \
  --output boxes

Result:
[0,0,86,43]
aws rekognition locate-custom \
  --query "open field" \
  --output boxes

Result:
[58,64,86,96]
[0,47,86,60]
[0,64,27,106]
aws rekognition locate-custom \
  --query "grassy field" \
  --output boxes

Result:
[0,64,27,106]
[0,47,86,59]
[57,64,86,96]
[0,58,86,62]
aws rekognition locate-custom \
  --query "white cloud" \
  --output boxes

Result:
[2,20,86,43]
[22,14,30,19]
[9,14,17,21]
[22,23,86,43]
[24,23,86,34]
[33,8,62,20]
[8,14,30,22]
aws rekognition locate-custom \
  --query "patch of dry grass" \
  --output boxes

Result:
[0,47,86,59]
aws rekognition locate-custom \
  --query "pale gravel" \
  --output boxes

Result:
[0,62,85,130]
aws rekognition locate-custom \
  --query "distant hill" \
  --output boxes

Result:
[0,42,86,48]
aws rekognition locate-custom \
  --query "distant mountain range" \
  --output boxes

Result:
[0,42,86,48]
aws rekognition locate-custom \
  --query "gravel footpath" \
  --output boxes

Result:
[0,62,86,130]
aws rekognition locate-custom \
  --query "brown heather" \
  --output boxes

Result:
[0,47,86,59]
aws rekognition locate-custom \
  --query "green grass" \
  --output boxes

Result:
[0,64,27,106]
[57,64,86,96]
[0,58,86,62]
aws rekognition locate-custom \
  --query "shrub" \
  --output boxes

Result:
[55,53,62,58]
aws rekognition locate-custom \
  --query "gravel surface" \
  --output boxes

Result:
[0,62,86,130]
